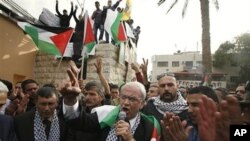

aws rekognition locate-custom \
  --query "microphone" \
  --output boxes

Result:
[117,111,127,141]
[118,111,126,121]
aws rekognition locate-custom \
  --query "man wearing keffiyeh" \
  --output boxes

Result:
[142,73,190,140]
[14,86,68,141]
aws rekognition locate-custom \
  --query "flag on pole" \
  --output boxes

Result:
[83,11,96,53]
[124,22,135,39]
[17,22,67,56]
[104,9,127,44]
[121,0,132,21]
[50,29,74,56]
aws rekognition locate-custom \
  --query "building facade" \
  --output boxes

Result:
[151,51,229,88]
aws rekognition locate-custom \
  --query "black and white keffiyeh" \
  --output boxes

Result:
[152,92,188,114]
[34,110,60,141]
[106,114,141,141]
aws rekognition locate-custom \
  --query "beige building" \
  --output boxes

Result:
[151,51,202,82]
[0,1,38,84]
[150,51,234,88]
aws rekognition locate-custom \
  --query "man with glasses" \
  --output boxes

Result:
[61,66,160,141]
[142,72,189,124]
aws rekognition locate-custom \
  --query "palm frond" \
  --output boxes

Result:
[158,0,166,6]
[213,0,219,10]
[166,0,178,15]
[182,0,189,18]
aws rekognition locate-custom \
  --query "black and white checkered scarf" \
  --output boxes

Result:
[105,114,141,141]
[34,110,60,141]
[152,92,188,114]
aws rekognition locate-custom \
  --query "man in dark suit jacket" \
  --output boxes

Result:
[0,81,18,141]
[14,86,68,141]
[0,114,18,141]
[61,68,160,141]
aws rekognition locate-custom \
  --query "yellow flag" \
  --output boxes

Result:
[121,0,132,21]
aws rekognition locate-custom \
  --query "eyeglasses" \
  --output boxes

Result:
[157,72,175,80]
[236,90,245,94]
[120,94,142,103]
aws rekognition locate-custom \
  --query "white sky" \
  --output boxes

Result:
[14,0,250,71]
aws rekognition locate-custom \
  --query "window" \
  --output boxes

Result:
[196,61,202,67]
[157,61,168,67]
[230,76,238,82]
[185,61,193,69]
[172,61,179,67]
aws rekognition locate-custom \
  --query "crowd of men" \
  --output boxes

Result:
[0,0,249,141]
[0,55,250,141]
[54,0,140,45]
[53,0,140,66]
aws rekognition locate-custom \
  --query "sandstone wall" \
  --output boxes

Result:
[34,43,136,87]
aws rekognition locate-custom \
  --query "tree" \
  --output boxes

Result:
[235,33,250,83]
[213,41,235,68]
[158,0,219,74]
[213,33,250,83]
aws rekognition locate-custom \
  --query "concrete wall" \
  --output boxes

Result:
[0,15,37,84]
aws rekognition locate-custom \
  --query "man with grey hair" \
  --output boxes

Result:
[0,81,18,141]
[61,72,161,141]
[83,81,106,113]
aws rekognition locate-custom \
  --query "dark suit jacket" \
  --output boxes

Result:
[58,97,101,141]
[67,111,155,141]
[0,114,18,141]
[14,110,68,141]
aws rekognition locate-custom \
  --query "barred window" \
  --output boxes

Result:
[172,61,179,67]
[157,61,168,67]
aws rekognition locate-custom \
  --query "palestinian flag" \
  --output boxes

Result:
[17,22,73,56]
[141,113,161,141]
[50,29,74,56]
[92,105,161,141]
[104,9,127,45]
[83,11,96,53]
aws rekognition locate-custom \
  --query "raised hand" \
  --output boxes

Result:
[140,58,148,74]
[16,94,30,115]
[161,112,192,141]
[131,63,140,73]
[140,58,149,85]
[216,95,241,141]
[195,96,217,141]
[94,56,103,74]
[60,65,81,106]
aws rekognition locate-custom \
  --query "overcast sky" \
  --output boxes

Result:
[14,0,250,70]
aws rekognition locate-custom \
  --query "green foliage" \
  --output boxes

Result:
[214,33,250,81]
[239,65,250,83]
[213,41,235,68]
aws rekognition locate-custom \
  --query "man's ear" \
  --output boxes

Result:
[140,100,145,109]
